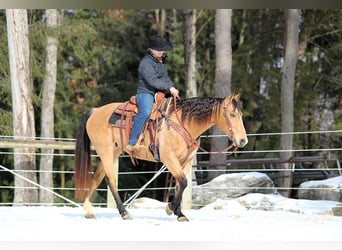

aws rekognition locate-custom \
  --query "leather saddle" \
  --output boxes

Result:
[109,92,169,160]
[109,92,167,126]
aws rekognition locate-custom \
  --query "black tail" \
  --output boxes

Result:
[74,109,93,201]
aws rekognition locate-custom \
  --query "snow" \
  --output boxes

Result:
[1,194,342,246]
[1,175,342,249]
[300,175,342,188]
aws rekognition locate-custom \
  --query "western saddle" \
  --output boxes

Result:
[109,92,169,161]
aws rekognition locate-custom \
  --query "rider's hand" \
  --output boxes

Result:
[170,87,179,97]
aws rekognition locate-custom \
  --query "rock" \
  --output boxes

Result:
[202,193,342,216]
[298,176,342,202]
[192,172,277,206]
[332,206,342,216]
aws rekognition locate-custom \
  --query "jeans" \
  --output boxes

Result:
[128,92,154,145]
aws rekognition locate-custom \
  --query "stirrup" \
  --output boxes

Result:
[149,144,160,161]
[125,144,145,152]
[125,144,135,152]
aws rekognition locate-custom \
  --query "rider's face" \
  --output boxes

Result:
[150,48,164,58]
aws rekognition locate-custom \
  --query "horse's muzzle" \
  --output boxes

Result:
[239,138,248,148]
[233,137,248,148]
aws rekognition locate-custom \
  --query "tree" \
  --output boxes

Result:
[279,9,301,197]
[39,9,61,204]
[154,9,166,36]
[6,9,37,204]
[182,9,197,207]
[184,9,197,98]
[208,9,232,180]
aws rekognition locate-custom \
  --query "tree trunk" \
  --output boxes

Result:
[184,9,197,98]
[6,9,37,204]
[208,9,232,181]
[238,10,247,46]
[39,9,61,205]
[154,9,166,36]
[279,9,301,197]
[183,9,197,208]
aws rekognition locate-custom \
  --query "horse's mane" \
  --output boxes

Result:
[168,95,240,123]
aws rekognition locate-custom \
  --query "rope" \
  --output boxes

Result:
[123,164,167,207]
[0,164,81,208]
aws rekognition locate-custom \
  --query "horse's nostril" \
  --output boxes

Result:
[240,139,247,147]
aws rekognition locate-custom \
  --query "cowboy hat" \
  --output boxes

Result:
[147,35,173,51]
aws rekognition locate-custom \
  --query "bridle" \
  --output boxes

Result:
[223,104,234,138]
[199,102,239,155]
[168,96,238,157]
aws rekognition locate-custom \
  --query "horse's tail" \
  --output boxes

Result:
[74,109,93,201]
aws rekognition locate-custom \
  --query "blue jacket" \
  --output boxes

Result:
[136,51,174,95]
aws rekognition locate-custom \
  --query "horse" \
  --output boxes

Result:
[73,94,248,221]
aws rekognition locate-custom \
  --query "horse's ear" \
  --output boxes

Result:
[234,93,240,100]
[227,93,240,101]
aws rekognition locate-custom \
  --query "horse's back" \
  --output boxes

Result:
[86,102,122,139]
[90,102,122,120]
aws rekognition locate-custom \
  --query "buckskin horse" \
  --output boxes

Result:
[74,94,248,221]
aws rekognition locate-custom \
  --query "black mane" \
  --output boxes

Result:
[168,97,224,123]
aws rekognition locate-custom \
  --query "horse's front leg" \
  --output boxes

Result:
[163,154,195,222]
[166,176,189,222]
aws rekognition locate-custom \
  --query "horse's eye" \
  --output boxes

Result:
[229,113,236,118]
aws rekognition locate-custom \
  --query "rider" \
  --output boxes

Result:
[125,35,179,152]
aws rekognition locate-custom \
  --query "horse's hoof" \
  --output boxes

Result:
[165,205,173,216]
[85,214,96,219]
[121,212,132,220]
[177,216,189,222]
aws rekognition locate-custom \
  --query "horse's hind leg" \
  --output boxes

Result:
[106,176,131,220]
[101,149,131,220]
[84,162,106,219]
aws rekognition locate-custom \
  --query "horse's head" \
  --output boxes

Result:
[217,94,248,148]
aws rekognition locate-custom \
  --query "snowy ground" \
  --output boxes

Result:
[1,203,341,241]
[1,194,342,250]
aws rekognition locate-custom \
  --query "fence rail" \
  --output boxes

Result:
[1,131,342,208]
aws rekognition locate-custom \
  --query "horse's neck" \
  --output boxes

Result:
[178,118,214,140]
[172,99,222,139]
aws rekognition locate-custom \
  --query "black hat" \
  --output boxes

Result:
[147,35,173,51]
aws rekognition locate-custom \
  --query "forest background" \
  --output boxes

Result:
[0,9,341,205]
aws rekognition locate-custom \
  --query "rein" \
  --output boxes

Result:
[166,95,199,164]
[198,138,238,155]
[173,94,182,126]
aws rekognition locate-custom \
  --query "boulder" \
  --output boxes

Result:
[201,193,342,216]
[192,172,277,206]
[298,176,342,202]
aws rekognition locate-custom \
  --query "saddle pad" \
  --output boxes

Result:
[109,112,126,126]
